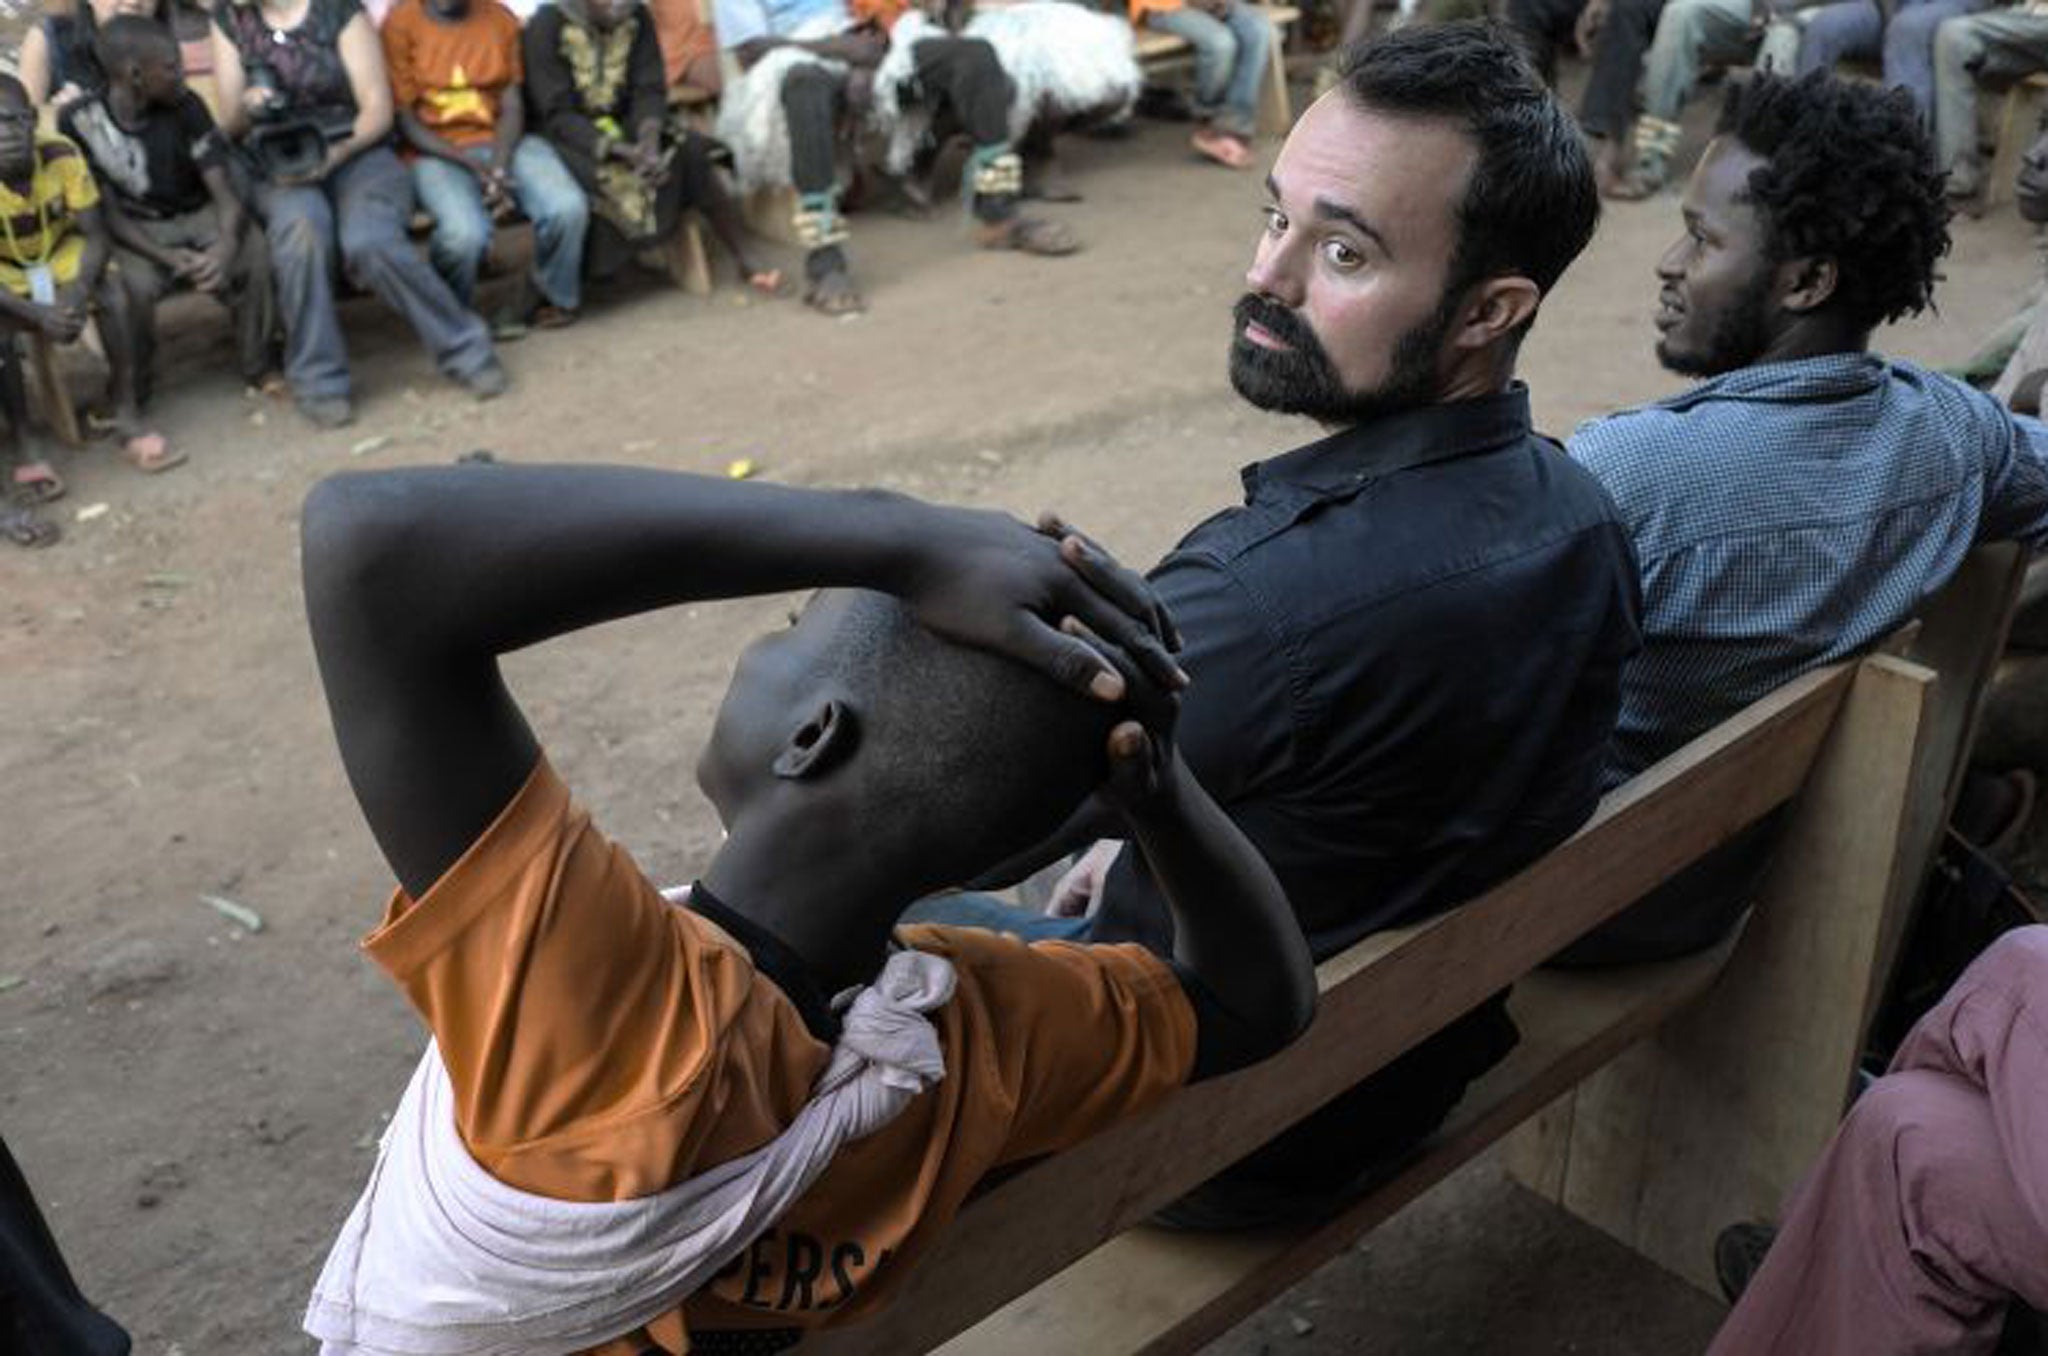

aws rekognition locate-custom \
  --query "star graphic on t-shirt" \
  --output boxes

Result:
[426,64,491,123]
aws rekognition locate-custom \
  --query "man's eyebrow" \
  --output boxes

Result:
[1264,176,1392,256]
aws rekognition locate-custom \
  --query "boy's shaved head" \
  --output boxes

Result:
[97,14,182,70]
[700,589,1118,892]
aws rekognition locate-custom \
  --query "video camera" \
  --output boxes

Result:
[243,62,353,180]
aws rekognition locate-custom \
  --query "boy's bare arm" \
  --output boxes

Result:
[301,465,1184,899]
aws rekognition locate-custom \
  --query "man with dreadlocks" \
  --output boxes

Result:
[1562,70,2048,964]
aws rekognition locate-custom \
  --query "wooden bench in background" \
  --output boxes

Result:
[798,542,2026,1355]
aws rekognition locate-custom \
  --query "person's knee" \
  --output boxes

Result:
[1934,19,1976,73]
[432,212,491,265]
[781,63,836,113]
[269,207,331,271]
[1963,926,2048,991]
[339,217,410,279]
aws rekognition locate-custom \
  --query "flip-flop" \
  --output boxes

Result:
[119,431,186,475]
[11,460,64,506]
[2,503,58,548]
[745,269,793,298]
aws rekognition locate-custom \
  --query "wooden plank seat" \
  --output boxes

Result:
[800,543,2026,1356]
[1136,2,1300,136]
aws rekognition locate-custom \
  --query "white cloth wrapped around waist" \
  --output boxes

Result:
[303,943,958,1356]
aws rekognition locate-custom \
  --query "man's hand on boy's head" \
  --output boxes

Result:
[893,501,1186,706]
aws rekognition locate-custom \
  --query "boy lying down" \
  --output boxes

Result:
[297,464,1317,1355]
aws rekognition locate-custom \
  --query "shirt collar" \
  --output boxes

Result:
[1656,352,1886,409]
[686,880,841,1044]
[1240,384,1534,501]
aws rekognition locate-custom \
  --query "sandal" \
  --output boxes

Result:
[119,430,186,475]
[744,268,793,298]
[11,460,64,506]
[980,216,1082,257]
[3,503,58,548]
[804,266,866,317]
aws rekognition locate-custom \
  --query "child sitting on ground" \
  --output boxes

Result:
[0,70,176,552]
[297,465,1315,1355]
[59,17,281,412]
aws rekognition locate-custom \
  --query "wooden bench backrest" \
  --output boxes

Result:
[1509,541,2028,1293]
[809,543,2029,1349]
[806,659,1857,1355]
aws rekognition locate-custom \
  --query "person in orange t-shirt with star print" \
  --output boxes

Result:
[383,0,590,325]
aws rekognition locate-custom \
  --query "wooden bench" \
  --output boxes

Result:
[1135,2,1300,138]
[798,542,2026,1354]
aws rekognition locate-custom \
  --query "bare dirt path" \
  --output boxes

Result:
[1,96,2035,1354]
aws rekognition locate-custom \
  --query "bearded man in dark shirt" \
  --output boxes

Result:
[920,22,1644,1225]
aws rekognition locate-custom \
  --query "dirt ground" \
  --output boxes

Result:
[2,68,2040,1355]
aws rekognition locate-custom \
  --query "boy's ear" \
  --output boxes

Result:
[772,699,858,780]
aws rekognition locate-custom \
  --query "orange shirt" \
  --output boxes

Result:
[381,0,524,149]
[1129,0,1184,21]
[646,0,717,86]
[362,759,1196,1355]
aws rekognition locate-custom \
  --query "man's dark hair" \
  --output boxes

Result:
[96,14,182,73]
[1336,21,1599,305]
[0,74,28,109]
[826,592,1116,884]
[1715,70,1951,333]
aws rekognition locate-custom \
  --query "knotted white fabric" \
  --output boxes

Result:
[303,946,958,1356]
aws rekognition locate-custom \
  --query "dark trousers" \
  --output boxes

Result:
[1580,0,1670,137]
[781,36,1017,222]
[1506,0,1593,84]
[0,1136,130,1355]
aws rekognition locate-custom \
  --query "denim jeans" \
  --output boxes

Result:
[1145,1,1273,139]
[897,891,1092,941]
[1765,0,1985,115]
[252,144,496,401]
[411,136,589,311]
[1639,0,1754,123]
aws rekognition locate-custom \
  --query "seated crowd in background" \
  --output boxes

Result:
[0,0,1222,545]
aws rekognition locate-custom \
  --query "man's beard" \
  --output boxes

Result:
[1228,290,1456,425]
[1656,269,1775,378]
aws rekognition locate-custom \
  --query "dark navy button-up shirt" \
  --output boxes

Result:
[1089,385,1644,961]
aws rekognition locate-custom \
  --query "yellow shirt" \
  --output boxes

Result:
[0,132,97,296]
[364,758,1198,1354]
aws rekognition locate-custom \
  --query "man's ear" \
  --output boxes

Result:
[772,698,858,780]
[1776,254,1839,315]
[1451,276,1542,353]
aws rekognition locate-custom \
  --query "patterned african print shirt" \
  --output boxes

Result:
[1570,352,2048,789]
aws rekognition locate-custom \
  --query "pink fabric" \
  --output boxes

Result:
[1708,926,2048,1356]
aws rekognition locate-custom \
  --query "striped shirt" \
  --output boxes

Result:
[1570,352,2048,788]
[0,134,98,296]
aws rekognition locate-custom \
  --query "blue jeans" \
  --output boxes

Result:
[252,144,495,401]
[899,891,1092,941]
[411,137,589,312]
[1145,1,1273,138]
[1784,0,1985,115]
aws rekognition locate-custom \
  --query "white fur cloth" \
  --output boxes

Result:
[716,18,851,192]
[302,946,958,1356]
[723,3,1141,188]
[874,4,1140,174]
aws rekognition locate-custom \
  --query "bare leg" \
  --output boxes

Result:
[92,275,182,473]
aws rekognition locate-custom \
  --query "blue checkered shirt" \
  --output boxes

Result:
[1571,353,2048,789]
